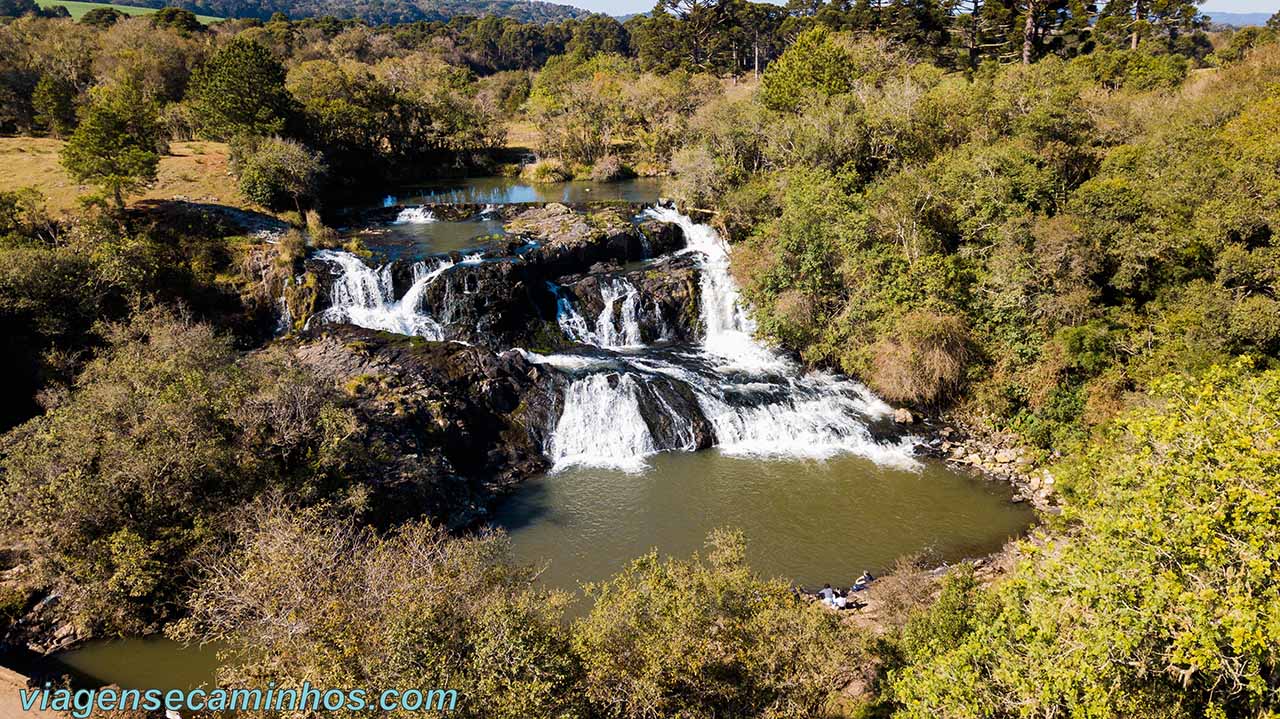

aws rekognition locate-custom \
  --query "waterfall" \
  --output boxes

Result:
[645,206,781,371]
[554,278,646,349]
[539,209,919,472]
[551,283,595,344]
[394,206,436,224]
[595,279,644,348]
[547,373,657,471]
[312,250,453,338]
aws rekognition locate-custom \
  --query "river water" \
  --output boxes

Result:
[496,450,1031,593]
[51,177,1033,689]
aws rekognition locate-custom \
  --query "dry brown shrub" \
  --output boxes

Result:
[870,311,971,405]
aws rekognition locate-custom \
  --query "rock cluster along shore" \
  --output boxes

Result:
[893,409,1058,511]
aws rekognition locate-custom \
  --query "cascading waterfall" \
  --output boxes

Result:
[553,278,660,350]
[547,373,657,471]
[542,208,918,472]
[311,250,453,338]
[307,205,918,473]
[595,279,644,348]
[394,206,436,224]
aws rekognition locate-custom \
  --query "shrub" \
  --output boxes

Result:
[588,155,634,182]
[0,310,366,633]
[520,158,570,183]
[890,362,1280,718]
[870,311,971,405]
[573,529,862,718]
[177,507,583,719]
[231,137,326,212]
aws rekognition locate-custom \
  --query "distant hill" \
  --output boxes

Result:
[105,0,591,24]
[1204,10,1274,26]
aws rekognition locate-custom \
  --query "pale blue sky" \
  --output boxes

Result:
[564,0,1275,19]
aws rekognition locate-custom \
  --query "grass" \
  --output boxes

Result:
[35,0,222,22]
[0,137,259,214]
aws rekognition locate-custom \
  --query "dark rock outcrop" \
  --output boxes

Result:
[301,204,689,352]
[557,253,704,345]
[293,325,563,526]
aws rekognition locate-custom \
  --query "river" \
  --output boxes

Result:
[52,177,1033,689]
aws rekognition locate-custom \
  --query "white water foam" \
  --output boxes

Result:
[555,278,648,349]
[547,373,656,472]
[539,208,919,472]
[311,250,453,338]
[394,206,436,224]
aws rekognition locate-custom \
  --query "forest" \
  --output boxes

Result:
[2,0,1280,715]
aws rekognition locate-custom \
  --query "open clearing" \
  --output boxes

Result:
[0,137,255,214]
[35,0,221,22]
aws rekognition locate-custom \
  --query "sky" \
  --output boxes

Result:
[560,0,1277,19]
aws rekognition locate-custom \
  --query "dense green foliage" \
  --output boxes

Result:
[186,36,293,139]
[180,521,862,718]
[574,530,862,718]
[110,0,588,25]
[59,78,162,209]
[0,310,372,632]
[667,34,1280,452]
[178,507,584,718]
[229,135,325,210]
[3,2,1280,716]
[887,362,1280,717]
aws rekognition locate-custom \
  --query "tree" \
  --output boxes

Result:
[59,79,161,212]
[890,362,1280,717]
[759,26,854,112]
[31,74,75,138]
[149,7,204,34]
[0,0,38,17]
[78,6,125,27]
[573,530,862,718]
[231,136,327,212]
[178,508,583,719]
[187,37,293,140]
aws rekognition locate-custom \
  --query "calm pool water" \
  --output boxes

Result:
[494,450,1033,593]
[389,176,667,205]
[52,637,221,695]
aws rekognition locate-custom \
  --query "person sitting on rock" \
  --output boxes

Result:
[851,571,874,592]
[817,583,836,603]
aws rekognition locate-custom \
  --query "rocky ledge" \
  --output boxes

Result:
[301,203,695,352]
[292,325,563,527]
[894,409,1058,511]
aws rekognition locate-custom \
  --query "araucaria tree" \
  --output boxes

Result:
[187,37,293,140]
[59,79,161,212]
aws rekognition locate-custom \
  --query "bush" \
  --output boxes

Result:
[0,310,365,633]
[588,155,634,182]
[890,362,1280,717]
[177,507,582,719]
[870,311,971,406]
[231,137,326,212]
[573,529,862,718]
[520,158,570,183]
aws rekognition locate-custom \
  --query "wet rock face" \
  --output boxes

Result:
[633,374,715,451]
[301,204,690,352]
[293,325,561,526]
[513,204,657,273]
[558,253,704,345]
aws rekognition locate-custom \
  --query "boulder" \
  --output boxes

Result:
[893,407,914,424]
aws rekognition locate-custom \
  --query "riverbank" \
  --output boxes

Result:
[0,666,62,719]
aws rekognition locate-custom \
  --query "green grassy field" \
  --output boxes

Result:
[36,0,222,22]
